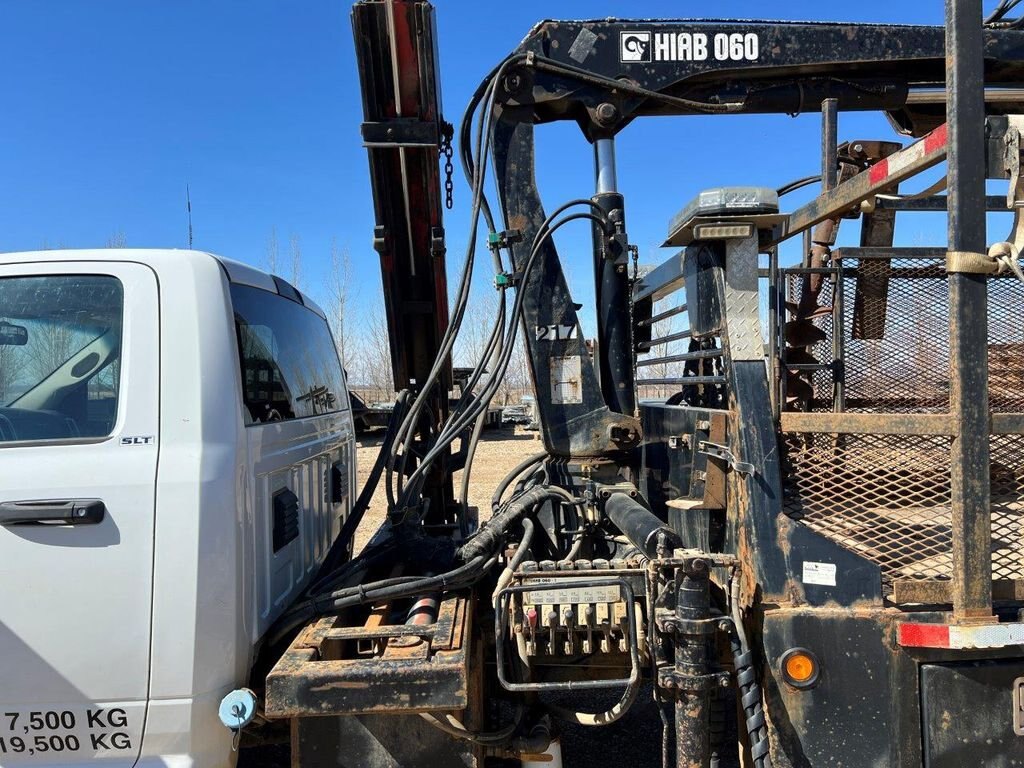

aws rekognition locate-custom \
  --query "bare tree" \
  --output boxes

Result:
[455,289,499,373]
[106,232,127,248]
[0,344,21,404]
[265,227,279,274]
[501,327,533,405]
[289,234,302,288]
[26,322,75,384]
[326,239,359,369]
[361,305,394,401]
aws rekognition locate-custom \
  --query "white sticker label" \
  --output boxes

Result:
[802,561,837,587]
[523,583,621,606]
[550,356,582,405]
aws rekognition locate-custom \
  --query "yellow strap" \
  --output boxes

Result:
[946,250,998,274]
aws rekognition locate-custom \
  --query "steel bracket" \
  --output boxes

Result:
[361,118,441,147]
[698,440,755,476]
[657,667,731,693]
[655,610,727,637]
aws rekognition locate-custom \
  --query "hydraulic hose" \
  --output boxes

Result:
[491,517,536,608]
[418,706,525,746]
[459,485,556,563]
[492,451,547,513]
[730,578,772,768]
[545,678,640,727]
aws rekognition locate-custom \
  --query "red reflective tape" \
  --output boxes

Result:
[868,158,889,185]
[924,123,949,154]
[898,622,950,648]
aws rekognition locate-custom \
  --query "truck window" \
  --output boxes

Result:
[0,274,124,443]
[230,283,347,424]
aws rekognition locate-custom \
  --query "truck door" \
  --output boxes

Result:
[0,261,159,765]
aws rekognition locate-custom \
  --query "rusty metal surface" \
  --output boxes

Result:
[264,591,471,718]
[779,124,948,242]
[893,577,1024,604]
[780,412,954,435]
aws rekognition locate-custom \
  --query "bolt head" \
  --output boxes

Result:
[596,102,619,124]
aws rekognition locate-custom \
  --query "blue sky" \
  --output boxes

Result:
[0,1,1005,337]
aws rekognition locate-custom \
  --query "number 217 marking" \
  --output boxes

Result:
[536,324,577,341]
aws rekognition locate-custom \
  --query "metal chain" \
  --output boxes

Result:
[441,126,455,210]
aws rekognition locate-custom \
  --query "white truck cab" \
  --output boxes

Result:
[0,249,356,767]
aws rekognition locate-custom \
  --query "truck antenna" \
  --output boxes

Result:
[186,184,194,249]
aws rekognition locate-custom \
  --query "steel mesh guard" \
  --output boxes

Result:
[780,260,1024,596]
[783,431,1024,592]
[786,259,1024,413]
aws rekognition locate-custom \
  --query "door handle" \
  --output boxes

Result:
[0,499,106,526]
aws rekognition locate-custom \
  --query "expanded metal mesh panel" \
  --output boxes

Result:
[842,260,948,413]
[991,433,1024,582]
[784,259,1024,413]
[782,431,1024,594]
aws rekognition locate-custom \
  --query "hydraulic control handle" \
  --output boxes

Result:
[0,499,106,526]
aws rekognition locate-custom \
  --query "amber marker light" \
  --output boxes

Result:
[780,647,820,689]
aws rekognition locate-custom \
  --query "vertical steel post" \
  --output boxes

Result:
[821,98,839,193]
[833,258,846,412]
[592,138,637,416]
[946,0,994,622]
[768,246,780,420]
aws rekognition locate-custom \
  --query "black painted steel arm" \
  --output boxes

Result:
[486,18,1024,460]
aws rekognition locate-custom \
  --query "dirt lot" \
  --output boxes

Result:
[352,423,541,553]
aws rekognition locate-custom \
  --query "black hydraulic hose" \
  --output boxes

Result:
[987,0,1023,24]
[776,174,821,196]
[492,451,548,513]
[276,479,567,644]
[528,55,745,114]
[603,492,682,559]
[397,210,610,506]
[308,390,411,594]
[269,553,498,647]
[389,53,527,502]
[458,484,553,563]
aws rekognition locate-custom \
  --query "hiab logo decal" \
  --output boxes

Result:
[619,31,651,62]
[620,30,761,63]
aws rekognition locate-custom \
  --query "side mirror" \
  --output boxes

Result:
[0,321,28,346]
